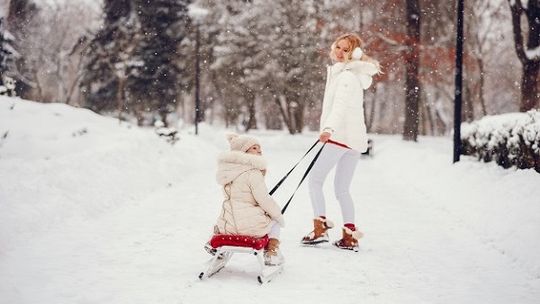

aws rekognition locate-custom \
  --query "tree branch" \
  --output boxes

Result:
[508,0,527,64]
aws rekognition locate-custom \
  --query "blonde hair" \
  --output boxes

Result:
[330,33,381,71]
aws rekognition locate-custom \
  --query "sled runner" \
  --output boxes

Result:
[199,234,284,284]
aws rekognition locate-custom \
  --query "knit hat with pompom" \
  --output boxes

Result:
[226,133,260,152]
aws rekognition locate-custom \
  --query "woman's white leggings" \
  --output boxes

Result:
[308,143,360,224]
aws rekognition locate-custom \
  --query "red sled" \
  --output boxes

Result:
[209,234,269,250]
[200,234,282,284]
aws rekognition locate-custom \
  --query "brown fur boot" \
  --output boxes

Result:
[333,227,364,251]
[264,238,284,266]
[301,217,334,245]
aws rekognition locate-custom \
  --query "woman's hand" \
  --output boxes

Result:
[319,131,331,143]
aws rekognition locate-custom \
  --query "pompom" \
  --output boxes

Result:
[225,132,239,144]
[352,47,363,60]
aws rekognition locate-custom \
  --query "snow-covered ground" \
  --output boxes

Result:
[1,97,539,304]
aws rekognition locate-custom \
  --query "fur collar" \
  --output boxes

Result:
[216,151,267,185]
[329,60,379,79]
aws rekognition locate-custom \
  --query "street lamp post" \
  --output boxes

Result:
[453,0,464,163]
[188,4,208,136]
[194,22,201,135]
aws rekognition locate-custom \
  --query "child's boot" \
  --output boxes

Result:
[333,225,364,251]
[264,238,284,266]
[301,216,334,245]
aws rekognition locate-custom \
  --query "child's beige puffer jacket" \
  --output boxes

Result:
[215,150,284,237]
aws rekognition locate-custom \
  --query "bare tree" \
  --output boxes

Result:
[6,0,100,103]
[468,0,507,117]
[508,0,540,111]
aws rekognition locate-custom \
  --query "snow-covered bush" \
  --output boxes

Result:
[0,76,17,97]
[461,110,540,173]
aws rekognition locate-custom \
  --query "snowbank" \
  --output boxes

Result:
[0,97,220,250]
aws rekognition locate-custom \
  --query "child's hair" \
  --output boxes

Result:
[330,32,381,72]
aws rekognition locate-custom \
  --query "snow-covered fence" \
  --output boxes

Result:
[461,110,540,173]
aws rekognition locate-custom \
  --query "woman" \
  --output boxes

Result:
[212,133,285,265]
[301,33,380,251]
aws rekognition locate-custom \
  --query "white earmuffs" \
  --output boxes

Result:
[352,47,363,60]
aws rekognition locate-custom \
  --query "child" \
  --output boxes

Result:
[210,133,285,265]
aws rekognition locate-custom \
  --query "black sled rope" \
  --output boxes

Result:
[269,140,327,214]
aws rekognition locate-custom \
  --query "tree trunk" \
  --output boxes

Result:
[33,69,43,101]
[117,76,126,123]
[464,84,474,122]
[366,86,377,133]
[293,101,304,134]
[65,71,83,106]
[509,0,540,111]
[403,0,421,141]
[244,89,257,132]
[421,89,434,135]
[159,106,168,127]
[135,102,145,126]
[425,100,435,136]
[419,93,427,136]
[263,100,282,130]
[520,62,540,111]
[274,94,294,134]
[476,57,488,116]
[365,97,374,133]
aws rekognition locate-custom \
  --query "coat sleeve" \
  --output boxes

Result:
[356,62,378,90]
[248,170,283,222]
[357,74,373,90]
[323,71,358,132]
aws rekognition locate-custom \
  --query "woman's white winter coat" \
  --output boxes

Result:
[215,151,283,237]
[320,60,379,152]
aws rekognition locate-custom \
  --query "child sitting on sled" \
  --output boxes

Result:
[207,133,285,266]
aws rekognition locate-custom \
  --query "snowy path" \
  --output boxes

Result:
[354,157,536,303]
[1,129,539,304]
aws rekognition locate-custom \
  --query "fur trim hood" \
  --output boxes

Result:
[329,60,379,89]
[216,151,267,185]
